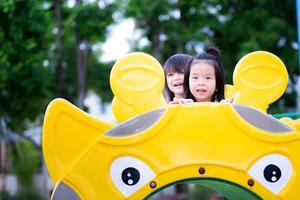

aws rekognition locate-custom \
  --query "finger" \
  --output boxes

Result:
[185,99,194,103]
[169,100,177,104]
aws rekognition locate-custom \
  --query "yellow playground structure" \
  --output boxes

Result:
[42,51,300,200]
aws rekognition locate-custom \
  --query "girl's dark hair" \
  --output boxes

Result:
[163,54,192,101]
[184,43,225,102]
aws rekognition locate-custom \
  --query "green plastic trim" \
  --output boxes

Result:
[272,112,300,119]
[145,178,262,200]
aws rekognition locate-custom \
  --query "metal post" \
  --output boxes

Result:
[297,0,300,111]
[297,0,300,67]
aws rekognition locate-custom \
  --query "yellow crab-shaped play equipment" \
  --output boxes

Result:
[43,51,300,200]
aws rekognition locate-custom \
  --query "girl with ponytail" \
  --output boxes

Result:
[169,43,226,104]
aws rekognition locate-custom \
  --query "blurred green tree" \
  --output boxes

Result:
[213,0,298,112]
[51,0,118,109]
[0,0,119,131]
[0,1,119,197]
[10,140,45,200]
[0,0,53,132]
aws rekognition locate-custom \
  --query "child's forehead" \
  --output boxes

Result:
[165,65,184,73]
[191,61,215,73]
[192,59,214,66]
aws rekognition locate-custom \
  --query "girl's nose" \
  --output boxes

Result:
[173,74,181,80]
[198,81,205,86]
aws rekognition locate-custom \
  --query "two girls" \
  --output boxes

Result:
[164,44,227,104]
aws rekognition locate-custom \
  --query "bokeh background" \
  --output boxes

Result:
[0,0,299,199]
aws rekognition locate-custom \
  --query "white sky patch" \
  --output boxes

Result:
[43,60,50,68]
[138,37,150,48]
[292,41,298,49]
[101,19,135,62]
[84,91,116,122]
[66,0,75,7]
[169,9,180,19]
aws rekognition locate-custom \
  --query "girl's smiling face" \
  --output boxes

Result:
[189,61,216,102]
[166,69,185,98]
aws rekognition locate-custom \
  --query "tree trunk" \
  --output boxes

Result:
[76,38,88,109]
[0,142,7,191]
[75,0,88,109]
[152,32,164,63]
[54,0,65,97]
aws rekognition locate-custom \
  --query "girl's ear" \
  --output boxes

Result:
[42,98,114,184]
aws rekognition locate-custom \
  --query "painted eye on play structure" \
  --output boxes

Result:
[247,154,292,194]
[110,156,156,197]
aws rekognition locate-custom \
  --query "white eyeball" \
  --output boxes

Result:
[247,154,292,194]
[110,156,156,197]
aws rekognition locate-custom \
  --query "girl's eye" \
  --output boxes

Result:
[167,73,173,77]
[191,76,198,80]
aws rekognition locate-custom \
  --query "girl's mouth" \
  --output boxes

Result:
[196,88,207,93]
[174,83,183,87]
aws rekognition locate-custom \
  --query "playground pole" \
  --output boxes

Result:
[297,0,300,68]
[297,0,300,111]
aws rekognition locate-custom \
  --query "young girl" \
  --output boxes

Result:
[169,44,226,104]
[163,54,192,102]
[185,44,225,102]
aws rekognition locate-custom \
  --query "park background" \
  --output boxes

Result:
[0,0,299,199]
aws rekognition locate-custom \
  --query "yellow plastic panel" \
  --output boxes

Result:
[111,97,136,122]
[232,51,288,112]
[225,84,237,99]
[110,52,167,122]
[43,100,300,200]
[42,98,114,184]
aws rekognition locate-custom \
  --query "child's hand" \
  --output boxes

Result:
[169,97,194,104]
[220,96,235,104]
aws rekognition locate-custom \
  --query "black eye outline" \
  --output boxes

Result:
[248,154,292,194]
[110,156,156,197]
[122,167,140,186]
[263,164,281,183]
